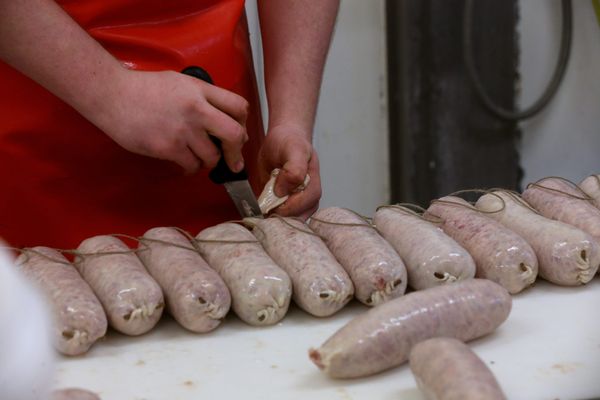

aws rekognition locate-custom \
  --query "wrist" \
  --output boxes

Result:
[267,120,313,142]
[69,59,128,125]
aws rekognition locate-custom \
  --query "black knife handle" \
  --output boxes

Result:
[181,66,248,184]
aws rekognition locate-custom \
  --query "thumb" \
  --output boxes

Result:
[274,147,311,197]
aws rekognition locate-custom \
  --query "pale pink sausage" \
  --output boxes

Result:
[476,191,599,285]
[245,217,354,317]
[75,236,164,336]
[523,177,600,244]
[409,338,506,400]
[309,279,511,378]
[16,247,107,356]
[579,174,600,209]
[196,223,292,326]
[309,207,407,306]
[138,227,230,333]
[51,388,101,400]
[427,196,538,294]
[373,207,476,290]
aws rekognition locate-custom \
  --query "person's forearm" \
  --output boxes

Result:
[258,0,340,139]
[0,0,124,118]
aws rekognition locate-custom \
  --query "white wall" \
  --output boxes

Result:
[519,1,600,185]
[246,0,389,215]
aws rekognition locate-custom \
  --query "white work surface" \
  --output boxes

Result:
[54,279,600,400]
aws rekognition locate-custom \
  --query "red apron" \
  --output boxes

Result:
[0,0,264,249]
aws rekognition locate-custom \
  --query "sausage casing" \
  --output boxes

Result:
[409,337,506,400]
[523,177,600,243]
[309,279,511,378]
[428,196,538,294]
[75,235,164,336]
[138,227,230,333]
[246,217,354,317]
[476,191,599,285]
[309,207,407,305]
[373,207,476,290]
[196,223,292,326]
[16,247,107,356]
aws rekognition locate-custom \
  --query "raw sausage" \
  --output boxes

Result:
[16,247,107,356]
[409,337,506,400]
[427,196,537,294]
[579,174,600,209]
[195,223,292,326]
[138,227,230,333]
[309,279,511,378]
[373,206,476,290]
[523,177,600,243]
[51,388,101,400]
[75,236,164,336]
[309,207,407,305]
[476,191,599,285]
[245,217,354,317]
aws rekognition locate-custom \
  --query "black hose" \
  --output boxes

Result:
[463,0,573,121]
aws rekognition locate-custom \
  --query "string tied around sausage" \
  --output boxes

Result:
[526,176,594,202]
[430,189,506,215]
[376,203,444,225]
[9,234,150,266]
[309,208,376,230]
[486,188,542,215]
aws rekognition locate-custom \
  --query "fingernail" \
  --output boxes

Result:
[235,160,244,172]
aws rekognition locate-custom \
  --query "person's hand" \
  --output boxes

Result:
[85,69,249,174]
[257,124,322,219]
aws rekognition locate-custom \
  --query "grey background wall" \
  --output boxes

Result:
[246,0,390,215]
[519,1,600,185]
[246,0,600,212]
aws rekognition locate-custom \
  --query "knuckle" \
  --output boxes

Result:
[228,124,246,144]
[287,167,306,183]
[239,98,249,117]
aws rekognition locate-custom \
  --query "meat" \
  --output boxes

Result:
[309,279,511,378]
[523,177,600,243]
[409,337,506,400]
[74,235,164,336]
[476,191,599,285]
[195,223,292,326]
[138,227,230,333]
[579,174,600,209]
[245,216,354,317]
[427,196,538,294]
[373,206,476,290]
[308,207,407,305]
[16,247,107,355]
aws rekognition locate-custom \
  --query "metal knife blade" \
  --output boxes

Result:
[223,180,263,218]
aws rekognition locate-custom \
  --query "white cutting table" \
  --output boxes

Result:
[54,279,600,400]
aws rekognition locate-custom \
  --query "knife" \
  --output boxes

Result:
[182,66,263,218]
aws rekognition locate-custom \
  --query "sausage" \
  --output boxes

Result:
[308,207,407,305]
[74,235,164,336]
[245,216,354,317]
[51,388,101,400]
[373,206,476,290]
[427,196,538,294]
[308,279,511,378]
[476,191,599,285]
[579,174,600,209]
[195,223,292,326]
[409,337,506,400]
[137,227,230,333]
[523,177,600,243]
[16,247,107,356]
